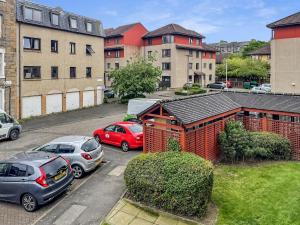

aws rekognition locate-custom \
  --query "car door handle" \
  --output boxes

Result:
[21,178,28,182]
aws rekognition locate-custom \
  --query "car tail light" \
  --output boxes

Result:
[36,167,48,187]
[136,136,141,140]
[81,153,92,160]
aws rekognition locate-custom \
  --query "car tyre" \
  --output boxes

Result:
[94,135,101,143]
[22,193,38,212]
[9,129,20,141]
[72,165,84,179]
[121,141,129,152]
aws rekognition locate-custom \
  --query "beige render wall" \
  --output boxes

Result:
[271,38,300,94]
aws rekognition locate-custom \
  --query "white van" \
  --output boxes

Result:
[0,110,22,141]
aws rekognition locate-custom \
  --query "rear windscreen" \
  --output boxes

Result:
[42,157,67,178]
[128,124,143,133]
[81,138,99,152]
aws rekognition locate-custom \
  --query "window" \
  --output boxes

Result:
[58,144,75,154]
[203,63,207,69]
[24,7,42,22]
[115,63,119,69]
[196,63,199,70]
[0,163,9,177]
[148,51,152,57]
[0,15,2,38]
[189,38,193,44]
[70,17,78,29]
[162,63,171,70]
[0,49,4,79]
[128,124,142,133]
[8,164,27,177]
[23,37,41,50]
[115,126,126,134]
[37,144,58,153]
[196,39,200,45]
[24,66,41,79]
[104,125,116,132]
[81,139,99,152]
[86,67,92,78]
[70,42,76,54]
[209,63,213,70]
[106,51,111,57]
[51,13,59,26]
[0,112,13,124]
[209,74,212,81]
[70,67,76,78]
[189,63,193,69]
[189,50,193,56]
[115,51,120,58]
[51,66,58,79]
[203,52,207,57]
[196,51,200,58]
[147,39,152,45]
[115,37,120,44]
[51,40,58,53]
[162,49,171,57]
[162,35,174,44]
[86,22,92,32]
[86,45,95,55]
[188,75,193,82]
[107,63,111,70]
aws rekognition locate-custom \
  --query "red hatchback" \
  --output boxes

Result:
[93,122,143,152]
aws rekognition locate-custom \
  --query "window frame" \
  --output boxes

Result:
[51,66,58,79]
[51,13,59,26]
[23,37,41,51]
[115,50,120,58]
[70,67,76,79]
[162,35,174,44]
[86,67,92,78]
[162,62,171,71]
[23,66,41,79]
[0,48,5,79]
[69,17,78,29]
[86,22,93,33]
[0,14,3,38]
[188,63,193,70]
[51,40,58,53]
[70,42,76,55]
[24,7,43,22]
[86,44,95,55]
[162,49,171,58]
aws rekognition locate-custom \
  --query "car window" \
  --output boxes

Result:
[115,126,126,134]
[128,124,143,133]
[0,113,9,124]
[42,157,68,178]
[0,163,9,177]
[27,166,34,176]
[104,125,116,132]
[38,144,58,153]
[81,138,99,152]
[8,164,27,177]
[58,144,75,154]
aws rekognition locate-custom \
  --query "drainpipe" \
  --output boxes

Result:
[18,23,21,119]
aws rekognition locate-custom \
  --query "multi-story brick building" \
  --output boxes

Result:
[16,0,105,118]
[104,23,148,86]
[267,12,300,94]
[142,24,216,88]
[0,0,18,117]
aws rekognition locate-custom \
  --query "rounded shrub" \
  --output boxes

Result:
[124,152,214,218]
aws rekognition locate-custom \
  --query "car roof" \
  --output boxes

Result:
[1,152,57,167]
[112,121,139,127]
[49,136,92,145]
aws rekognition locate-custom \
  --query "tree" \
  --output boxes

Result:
[216,54,269,80]
[110,57,162,102]
[242,39,269,56]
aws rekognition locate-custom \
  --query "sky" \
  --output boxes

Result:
[32,0,300,43]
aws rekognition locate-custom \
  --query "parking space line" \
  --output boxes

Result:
[108,166,126,176]
[54,205,87,225]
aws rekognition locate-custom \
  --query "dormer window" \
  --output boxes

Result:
[86,22,93,32]
[70,17,78,29]
[51,13,59,26]
[24,7,42,22]
[162,35,174,44]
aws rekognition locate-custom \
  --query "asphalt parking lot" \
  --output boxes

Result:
[0,103,140,225]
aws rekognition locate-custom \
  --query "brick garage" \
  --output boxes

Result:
[139,92,300,161]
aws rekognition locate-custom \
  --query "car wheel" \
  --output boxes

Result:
[94,135,101,143]
[22,193,38,212]
[9,129,20,141]
[72,165,84,179]
[121,141,129,152]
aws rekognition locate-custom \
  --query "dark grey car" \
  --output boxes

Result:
[0,152,74,212]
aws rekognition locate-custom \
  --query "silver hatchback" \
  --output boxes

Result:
[32,136,104,178]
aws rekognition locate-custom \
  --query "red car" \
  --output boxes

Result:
[93,122,143,152]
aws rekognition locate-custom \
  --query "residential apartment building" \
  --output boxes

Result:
[104,23,148,86]
[16,0,105,118]
[267,12,300,94]
[0,0,18,117]
[247,44,271,63]
[142,24,216,88]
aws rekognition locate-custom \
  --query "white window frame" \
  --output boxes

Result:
[70,18,78,29]
[24,7,42,22]
[86,22,92,32]
[0,48,5,79]
[51,13,59,26]
[0,88,4,111]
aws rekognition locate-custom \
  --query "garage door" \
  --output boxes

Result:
[66,92,80,111]
[22,96,41,118]
[97,87,104,105]
[46,94,62,114]
[83,90,94,107]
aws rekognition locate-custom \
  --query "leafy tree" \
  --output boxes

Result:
[242,39,269,56]
[110,57,162,102]
[216,54,269,80]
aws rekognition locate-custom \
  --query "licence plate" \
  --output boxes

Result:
[54,170,67,181]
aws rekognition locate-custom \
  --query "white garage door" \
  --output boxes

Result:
[66,92,80,111]
[46,94,62,114]
[97,87,104,105]
[22,96,41,118]
[83,90,94,107]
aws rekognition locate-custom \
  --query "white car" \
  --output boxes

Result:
[261,84,272,92]
[0,110,22,141]
[251,86,268,94]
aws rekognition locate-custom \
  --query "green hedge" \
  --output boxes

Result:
[175,88,207,96]
[124,152,214,218]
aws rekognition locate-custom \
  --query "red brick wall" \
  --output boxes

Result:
[105,37,124,47]
[202,52,216,59]
[105,49,124,58]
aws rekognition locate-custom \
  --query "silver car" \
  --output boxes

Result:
[32,136,104,179]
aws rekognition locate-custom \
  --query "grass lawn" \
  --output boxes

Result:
[213,162,300,225]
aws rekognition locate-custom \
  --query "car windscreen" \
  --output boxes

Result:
[42,157,68,178]
[128,124,143,133]
[81,138,99,152]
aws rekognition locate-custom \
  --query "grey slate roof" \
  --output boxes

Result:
[176,43,217,52]
[143,24,205,39]
[247,44,271,56]
[267,11,300,29]
[161,93,241,125]
[16,0,105,37]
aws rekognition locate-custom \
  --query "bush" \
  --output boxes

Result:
[175,88,206,96]
[167,138,181,152]
[250,132,291,160]
[124,152,214,218]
